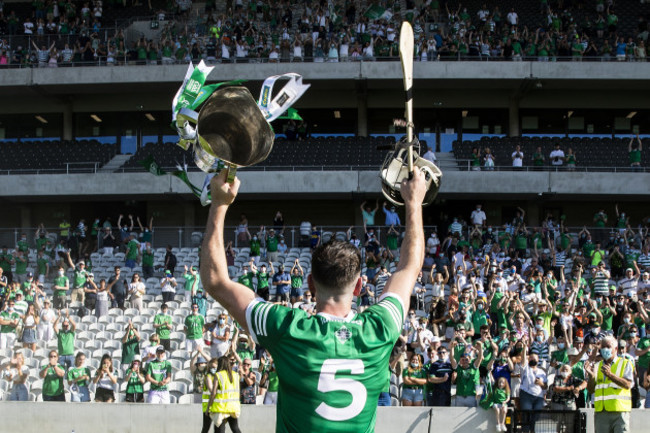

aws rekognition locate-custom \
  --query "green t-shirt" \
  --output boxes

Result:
[387,234,399,251]
[471,311,489,333]
[267,236,279,253]
[37,257,49,275]
[402,367,426,390]
[238,272,255,290]
[57,329,75,356]
[551,349,568,365]
[291,275,303,289]
[16,240,29,253]
[126,368,145,393]
[54,275,69,297]
[250,239,261,256]
[638,337,650,369]
[35,237,47,251]
[42,365,65,396]
[122,333,140,364]
[73,269,88,289]
[257,272,271,290]
[185,314,205,340]
[0,311,20,333]
[492,387,509,404]
[14,256,27,275]
[245,295,403,433]
[455,365,480,397]
[515,235,527,250]
[630,149,641,164]
[600,307,614,331]
[142,250,154,266]
[146,359,172,390]
[67,366,91,387]
[183,273,198,292]
[126,239,139,260]
[154,313,172,339]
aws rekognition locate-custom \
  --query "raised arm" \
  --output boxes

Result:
[382,170,427,309]
[200,170,256,331]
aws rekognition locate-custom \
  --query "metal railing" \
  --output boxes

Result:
[452,159,650,173]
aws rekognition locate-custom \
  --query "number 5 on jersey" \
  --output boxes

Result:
[315,359,367,422]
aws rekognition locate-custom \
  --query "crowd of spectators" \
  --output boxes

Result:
[1,0,650,66]
[3,198,650,412]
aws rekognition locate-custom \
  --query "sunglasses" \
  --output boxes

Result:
[49,355,57,358]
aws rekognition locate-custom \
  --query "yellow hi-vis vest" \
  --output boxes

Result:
[594,356,632,412]
[206,370,241,416]
[202,372,218,413]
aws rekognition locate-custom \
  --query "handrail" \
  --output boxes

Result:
[448,159,650,172]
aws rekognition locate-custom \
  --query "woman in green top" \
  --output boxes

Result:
[565,148,577,171]
[401,353,427,406]
[40,350,66,401]
[125,355,146,403]
[471,147,482,171]
[68,352,91,402]
[492,377,511,431]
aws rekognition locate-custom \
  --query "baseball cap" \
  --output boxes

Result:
[568,347,579,356]
[196,356,207,365]
[165,270,172,276]
[26,272,33,278]
[455,324,466,331]
[626,268,633,273]
[132,355,142,363]
[574,337,584,343]
[156,345,165,353]
[431,336,440,343]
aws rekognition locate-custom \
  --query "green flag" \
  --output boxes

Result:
[277,108,303,122]
[364,4,393,20]
[139,155,166,176]
[328,0,342,25]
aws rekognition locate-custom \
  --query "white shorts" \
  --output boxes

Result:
[147,389,170,404]
[186,338,204,352]
[0,333,16,349]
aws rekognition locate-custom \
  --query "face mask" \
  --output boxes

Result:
[536,336,543,342]
[528,360,538,367]
[600,348,612,361]
[219,319,225,325]
[630,332,637,338]
[209,368,217,374]
[410,362,419,368]
[58,271,64,276]
[477,304,484,310]
[592,328,600,335]
[558,371,568,379]
[253,236,257,240]
[535,324,543,330]
[557,343,565,350]
[624,317,630,324]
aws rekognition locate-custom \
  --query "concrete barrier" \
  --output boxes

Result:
[2,402,649,433]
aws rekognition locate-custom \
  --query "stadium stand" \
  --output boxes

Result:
[0,139,115,172]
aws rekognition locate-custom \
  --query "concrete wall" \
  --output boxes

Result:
[0,403,648,433]
[0,170,648,199]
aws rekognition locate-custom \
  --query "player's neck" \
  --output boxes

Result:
[316,298,353,318]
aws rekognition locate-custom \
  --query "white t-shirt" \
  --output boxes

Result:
[520,364,547,397]
[423,150,437,163]
[550,149,565,165]
[470,209,487,226]
[512,151,524,167]
[507,12,518,25]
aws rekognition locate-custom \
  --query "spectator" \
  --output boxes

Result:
[67,352,91,402]
[128,273,146,312]
[108,266,127,309]
[210,313,231,359]
[53,310,76,370]
[124,355,146,403]
[121,321,141,371]
[471,204,487,228]
[153,303,173,351]
[68,258,88,304]
[401,353,427,406]
[427,345,453,406]
[125,234,140,269]
[239,358,256,405]
[382,202,401,227]
[21,302,38,351]
[52,266,70,310]
[450,341,483,407]
[550,143,565,167]
[519,347,547,432]
[271,265,290,304]
[95,278,112,318]
[40,350,66,402]
[190,348,211,403]
[492,377,511,432]
[512,145,524,169]
[37,298,56,341]
[255,263,273,301]
[93,354,117,402]
[628,133,642,171]
[160,269,177,303]
[360,200,379,230]
[185,302,205,352]
[289,260,304,304]
[146,345,172,404]
[102,228,116,256]
[4,351,29,401]
[182,265,200,303]
[164,245,178,274]
[423,146,437,165]
[266,230,280,263]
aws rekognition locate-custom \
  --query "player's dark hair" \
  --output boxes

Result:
[217,355,233,383]
[311,240,361,294]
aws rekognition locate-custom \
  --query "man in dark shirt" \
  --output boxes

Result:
[427,346,454,406]
[108,266,127,309]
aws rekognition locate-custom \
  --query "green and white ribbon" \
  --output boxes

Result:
[172,61,214,150]
[258,73,310,122]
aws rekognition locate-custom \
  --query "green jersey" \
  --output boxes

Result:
[37,257,49,275]
[126,239,139,260]
[183,272,198,292]
[122,332,140,364]
[67,366,91,387]
[14,256,27,275]
[185,313,205,340]
[146,359,172,390]
[126,368,145,393]
[73,269,88,289]
[42,365,65,396]
[257,272,271,290]
[16,240,29,253]
[267,236,278,253]
[455,365,480,397]
[638,337,650,369]
[238,272,255,290]
[386,234,398,251]
[56,329,75,356]
[250,239,261,256]
[402,367,426,390]
[0,311,20,333]
[142,249,154,266]
[154,313,172,339]
[245,294,404,433]
[53,275,69,297]
[291,274,303,289]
